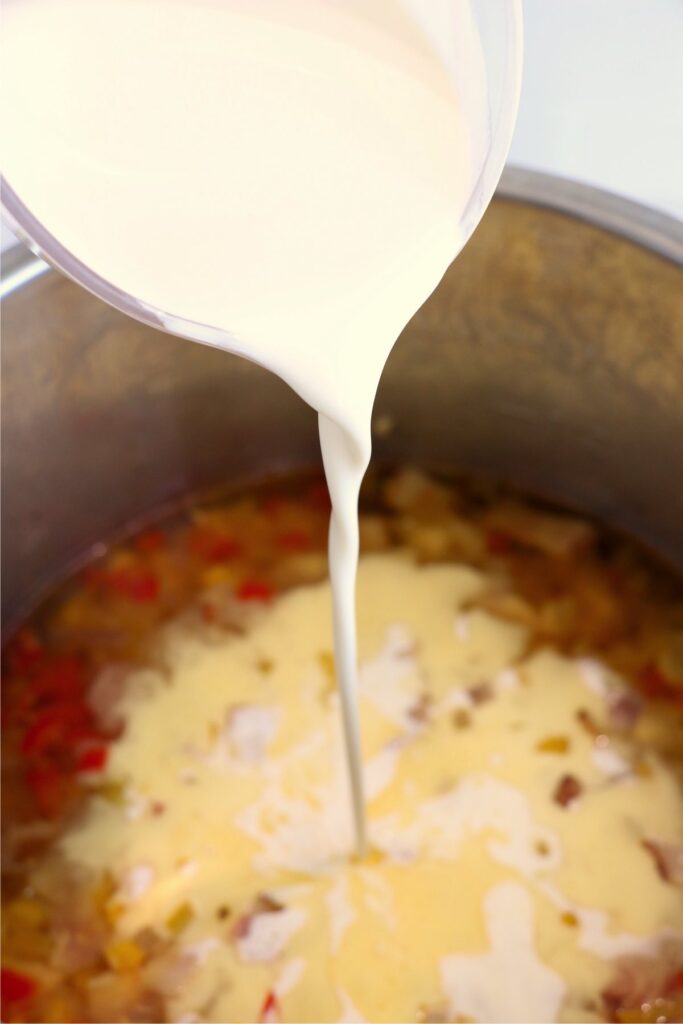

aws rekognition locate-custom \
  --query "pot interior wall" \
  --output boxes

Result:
[2,185,683,630]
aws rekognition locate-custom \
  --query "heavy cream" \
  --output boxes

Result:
[3,0,501,852]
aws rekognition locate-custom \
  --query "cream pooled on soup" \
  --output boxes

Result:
[2,0,494,851]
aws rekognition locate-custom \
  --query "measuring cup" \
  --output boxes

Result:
[1,0,522,345]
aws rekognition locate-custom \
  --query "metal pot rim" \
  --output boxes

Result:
[2,167,681,303]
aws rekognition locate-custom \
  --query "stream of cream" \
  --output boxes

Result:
[3,0,499,854]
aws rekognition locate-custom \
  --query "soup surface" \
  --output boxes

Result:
[2,469,683,1024]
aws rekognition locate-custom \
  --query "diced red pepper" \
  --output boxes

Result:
[135,528,165,553]
[5,628,45,676]
[639,663,668,699]
[1,968,37,1006]
[238,580,274,602]
[259,990,279,1023]
[22,703,92,757]
[262,496,284,518]
[32,653,86,703]
[25,764,68,817]
[486,529,513,555]
[276,529,311,552]
[188,528,242,563]
[82,564,106,589]
[107,567,160,603]
[638,663,681,702]
[76,745,108,773]
[665,968,683,994]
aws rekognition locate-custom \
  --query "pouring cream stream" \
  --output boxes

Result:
[2,0,513,855]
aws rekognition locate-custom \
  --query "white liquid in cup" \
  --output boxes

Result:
[2,0,519,855]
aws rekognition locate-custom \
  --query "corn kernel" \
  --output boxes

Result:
[317,651,335,679]
[165,902,194,934]
[104,900,125,925]
[105,938,144,972]
[202,565,235,588]
[536,735,570,754]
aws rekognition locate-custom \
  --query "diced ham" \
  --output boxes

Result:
[407,693,433,725]
[467,682,494,706]
[642,839,683,887]
[607,690,642,731]
[233,898,305,964]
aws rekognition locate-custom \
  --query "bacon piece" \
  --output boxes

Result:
[553,773,583,808]
[576,708,601,737]
[468,682,494,705]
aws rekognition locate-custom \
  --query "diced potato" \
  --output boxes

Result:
[400,514,487,565]
[86,971,142,1022]
[274,552,327,586]
[484,501,595,558]
[473,591,538,629]
[383,467,452,518]
[38,986,84,1024]
[537,597,577,642]
[359,515,391,552]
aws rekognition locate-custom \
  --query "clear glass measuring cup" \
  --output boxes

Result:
[1,1,522,346]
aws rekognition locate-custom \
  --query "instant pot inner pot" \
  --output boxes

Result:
[2,172,683,630]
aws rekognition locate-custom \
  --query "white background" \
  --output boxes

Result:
[2,0,682,253]
[509,0,683,220]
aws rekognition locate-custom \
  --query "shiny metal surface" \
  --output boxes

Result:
[2,169,683,631]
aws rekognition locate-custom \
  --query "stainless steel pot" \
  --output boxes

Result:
[2,169,682,632]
